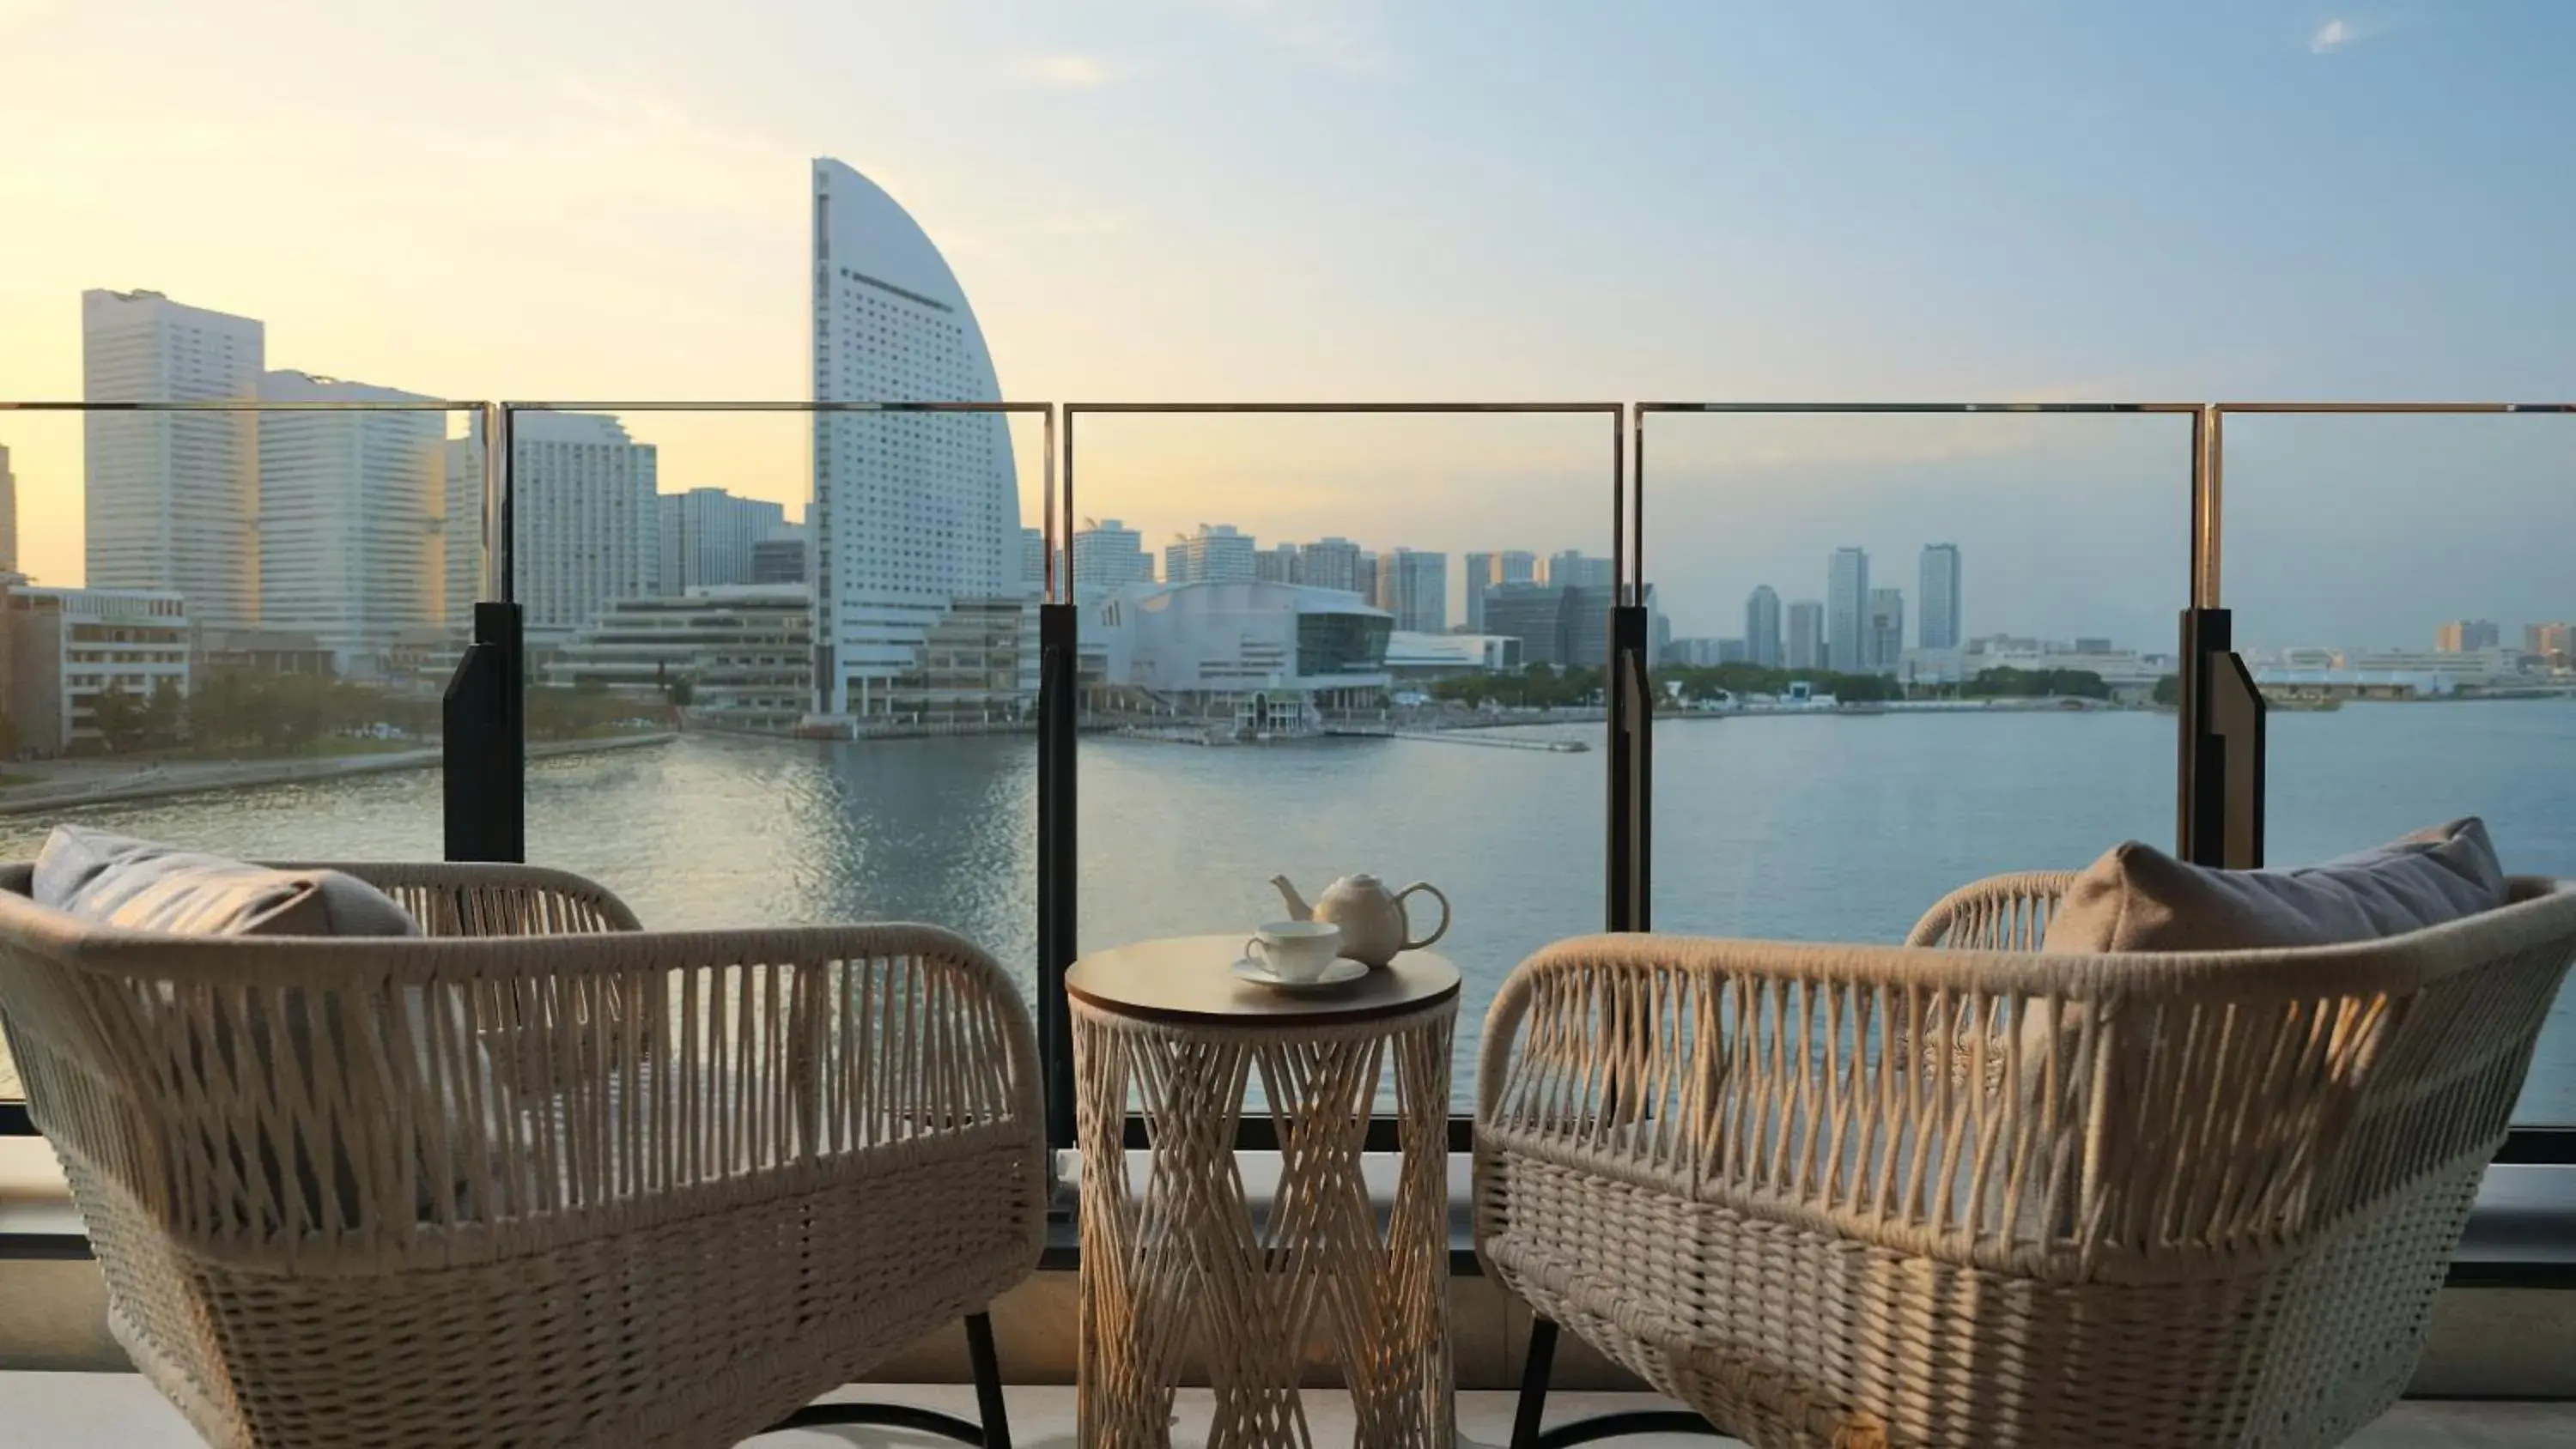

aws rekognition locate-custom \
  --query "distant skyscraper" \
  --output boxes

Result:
[1461,550,1538,630]
[658,488,789,596]
[1787,600,1824,670]
[2527,621,2575,665]
[1298,537,1364,595]
[82,288,264,629]
[512,411,659,634]
[0,442,16,574]
[1919,543,1961,651]
[1255,542,1300,584]
[1826,547,1868,673]
[1744,585,1783,669]
[1463,552,1496,630]
[1483,584,1569,668]
[254,370,443,672]
[2435,619,2500,652]
[1072,518,1154,597]
[1376,549,1448,634]
[1565,584,1619,669]
[1546,550,1613,591]
[810,157,1018,718]
[1167,524,1255,585]
[1865,587,1905,674]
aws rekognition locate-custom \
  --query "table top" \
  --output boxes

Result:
[1067,936,1461,1028]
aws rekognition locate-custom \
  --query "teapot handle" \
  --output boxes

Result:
[1396,882,1451,951]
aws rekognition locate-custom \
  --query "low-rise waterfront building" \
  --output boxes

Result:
[1385,630,1521,682]
[1085,580,1393,731]
[5,583,191,755]
[544,585,811,733]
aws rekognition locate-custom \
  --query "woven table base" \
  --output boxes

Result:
[1074,996,1455,1448]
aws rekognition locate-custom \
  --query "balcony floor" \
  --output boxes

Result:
[4,1374,2570,1446]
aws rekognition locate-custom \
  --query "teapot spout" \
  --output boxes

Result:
[1269,876,1312,921]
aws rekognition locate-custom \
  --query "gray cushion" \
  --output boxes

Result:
[28,827,463,1229]
[33,825,416,938]
[2041,818,2507,955]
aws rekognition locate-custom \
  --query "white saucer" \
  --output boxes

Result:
[1230,956,1370,992]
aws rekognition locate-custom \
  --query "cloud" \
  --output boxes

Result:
[1194,0,1396,79]
[0,0,58,27]
[1009,54,1117,88]
[2309,17,2385,54]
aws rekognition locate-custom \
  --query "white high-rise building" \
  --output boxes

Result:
[810,158,1019,718]
[1021,527,1047,597]
[1166,524,1256,585]
[1072,518,1153,598]
[82,289,264,629]
[0,443,16,574]
[1826,546,1868,673]
[254,371,442,673]
[511,411,659,635]
[1255,542,1300,585]
[1745,585,1783,669]
[658,488,788,596]
[1920,543,1962,651]
[442,432,484,631]
[1376,548,1448,634]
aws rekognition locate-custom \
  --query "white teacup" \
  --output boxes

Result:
[1244,920,1342,983]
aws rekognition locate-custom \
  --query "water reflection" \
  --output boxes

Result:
[5,702,2573,1119]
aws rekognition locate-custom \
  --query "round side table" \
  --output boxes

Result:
[1069,936,1460,1449]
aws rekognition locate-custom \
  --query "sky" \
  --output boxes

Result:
[1,1,2569,648]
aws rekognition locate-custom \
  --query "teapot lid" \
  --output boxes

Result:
[1334,872,1383,886]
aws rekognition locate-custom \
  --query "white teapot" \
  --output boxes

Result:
[1269,873,1450,968]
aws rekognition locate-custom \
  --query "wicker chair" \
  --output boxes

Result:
[0,861,1046,1449]
[1474,872,2576,1449]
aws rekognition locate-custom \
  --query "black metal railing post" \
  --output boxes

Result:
[1606,604,1653,931]
[1606,405,1651,932]
[2176,404,2264,869]
[1037,404,1078,1161]
[445,403,525,864]
[1036,599,1078,1155]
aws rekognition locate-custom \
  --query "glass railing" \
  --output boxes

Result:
[1638,403,2197,944]
[1,397,2569,1143]
[508,403,1051,1016]
[2221,403,2576,1125]
[0,398,483,1108]
[1063,403,1622,1114]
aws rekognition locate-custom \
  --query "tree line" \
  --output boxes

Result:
[73,670,666,756]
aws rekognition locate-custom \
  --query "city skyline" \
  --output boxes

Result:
[3,4,2570,653]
